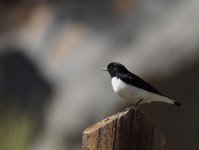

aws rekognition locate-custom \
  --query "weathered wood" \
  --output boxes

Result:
[82,108,165,150]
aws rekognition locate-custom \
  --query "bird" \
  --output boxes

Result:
[103,62,182,108]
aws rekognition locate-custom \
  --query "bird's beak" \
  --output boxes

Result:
[102,68,108,71]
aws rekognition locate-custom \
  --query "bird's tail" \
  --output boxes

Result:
[160,96,182,108]
[150,93,182,108]
[173,101,182,108]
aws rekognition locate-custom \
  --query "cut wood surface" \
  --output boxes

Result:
[82,108,165,150]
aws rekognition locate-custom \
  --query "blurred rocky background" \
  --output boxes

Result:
[0,0,199,150]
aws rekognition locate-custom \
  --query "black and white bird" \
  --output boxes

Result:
[103,62,182,108]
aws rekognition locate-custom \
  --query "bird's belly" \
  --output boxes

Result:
[117,87,141,103]
[111,77,145,103]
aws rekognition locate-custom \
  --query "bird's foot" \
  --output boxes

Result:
[123,106,137,112]
[113,105,138,116]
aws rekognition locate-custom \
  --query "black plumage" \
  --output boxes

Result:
[117,72,163,96]
[104,62,182,107]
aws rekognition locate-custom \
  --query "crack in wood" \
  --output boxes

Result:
[82,108,165,150]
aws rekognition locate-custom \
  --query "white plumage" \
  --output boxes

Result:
[111,77,175,105]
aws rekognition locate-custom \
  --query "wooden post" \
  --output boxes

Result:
[82,108,165,150]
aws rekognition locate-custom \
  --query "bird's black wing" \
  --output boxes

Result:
[118,72,164,96]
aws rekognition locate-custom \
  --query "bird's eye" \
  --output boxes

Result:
[109,66,113,71]
[108,65,113,71]
[110,68,116,74]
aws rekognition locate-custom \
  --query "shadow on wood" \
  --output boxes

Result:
[82,108,165,150]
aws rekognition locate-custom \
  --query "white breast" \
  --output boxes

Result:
[111,77,145,103]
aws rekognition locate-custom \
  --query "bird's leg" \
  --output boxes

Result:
[122,99,143,112]
[132,98,143,110]
[120,99,144,114]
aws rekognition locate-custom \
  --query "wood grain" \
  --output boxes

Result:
[82,108,165,150]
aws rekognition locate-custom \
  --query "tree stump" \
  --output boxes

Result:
[82,108,165,150]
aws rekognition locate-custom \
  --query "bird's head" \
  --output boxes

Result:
[103,62,129,77]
